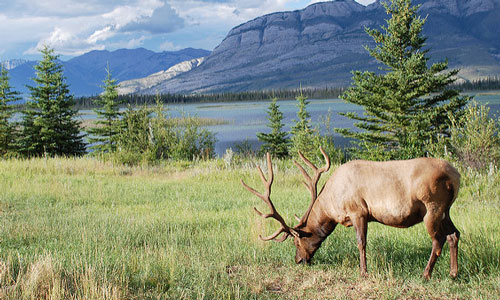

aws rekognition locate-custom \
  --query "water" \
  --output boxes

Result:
[167,99,361,155]
[79,91,500,156]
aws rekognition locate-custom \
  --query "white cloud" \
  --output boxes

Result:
[125,36,148,48]
[159,41,182,51]
[87,26,116,44]
[355,0,376,5]
[102,5,154,29]
[121,2,185,34]
[7,0,169,57]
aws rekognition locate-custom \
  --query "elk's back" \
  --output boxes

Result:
[318,158,460,228]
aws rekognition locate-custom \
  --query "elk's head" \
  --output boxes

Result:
[241,147,330,265]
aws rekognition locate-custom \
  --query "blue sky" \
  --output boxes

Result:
[0,0,375,60]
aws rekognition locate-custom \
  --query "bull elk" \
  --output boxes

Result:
[241,147,461,279]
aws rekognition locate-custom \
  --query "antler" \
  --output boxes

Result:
[293,147,331,227]
[241,153,296,242]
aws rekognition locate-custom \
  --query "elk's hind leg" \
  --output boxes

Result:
[442,214,460,278]
[422,208,447,280]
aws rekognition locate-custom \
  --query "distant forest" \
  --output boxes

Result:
[74,76,500,109]
[451,76,500,91]
[74,87,347,109]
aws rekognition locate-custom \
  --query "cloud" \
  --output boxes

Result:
[121,2,185,34]
[125,36,148,48]
[159,41,182,51]
[87,26,116,44]
[15,0,168,57]
[168,0,286,28]
[0,0,149,18]
[24,26,106,56]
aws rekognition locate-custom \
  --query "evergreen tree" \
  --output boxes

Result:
[87,66,123,153]
[0,66,21,156]
[290,93,320,159]
[19,45,85,156]
[336,0,469,160]
[257,98,290,158]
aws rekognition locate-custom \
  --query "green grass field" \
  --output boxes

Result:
[0,157,499,299]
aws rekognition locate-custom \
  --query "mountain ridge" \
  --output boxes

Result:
[4,48,210,96]
[139,0,500,94]
[4,0,500,96]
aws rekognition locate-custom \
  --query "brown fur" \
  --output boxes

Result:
[243,153,461,279]
[297,157,461,279]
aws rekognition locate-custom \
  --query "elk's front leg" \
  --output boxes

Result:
[353,215,368,276]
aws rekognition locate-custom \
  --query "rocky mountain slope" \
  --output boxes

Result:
[0,59,30,70]
[141,0,500,94]
[117,58,205,95]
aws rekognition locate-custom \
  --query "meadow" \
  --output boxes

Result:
[0,157,499,299]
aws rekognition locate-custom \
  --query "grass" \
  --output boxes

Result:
[0,157,499,299]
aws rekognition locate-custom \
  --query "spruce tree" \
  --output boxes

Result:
[19,45,85,157]
[290,93,319,159]
[87,67,123,153]
[336,0,469,160]
[257,98,289,158]
[0,66,21,156]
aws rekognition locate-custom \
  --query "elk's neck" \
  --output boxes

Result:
[303,199,336,240]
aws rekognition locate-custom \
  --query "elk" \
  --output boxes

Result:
[241,147,461,279]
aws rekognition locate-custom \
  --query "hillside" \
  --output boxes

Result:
[117,57,205,95]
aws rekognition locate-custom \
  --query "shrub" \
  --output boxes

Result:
[112,102,216,165]
[430,101,500,171]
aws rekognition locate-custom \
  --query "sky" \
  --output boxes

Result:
[0,0,376,61]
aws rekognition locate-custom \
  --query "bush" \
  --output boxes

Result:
[169,115,216,161]
[112,103,216,165]
[430,101,500,171]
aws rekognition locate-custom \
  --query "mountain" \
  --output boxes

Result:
[140,0,500,94]
[0,59,30,70]
[117,58,205,95]
[7,48,210,96]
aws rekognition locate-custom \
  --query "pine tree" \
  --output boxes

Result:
[87,66,123,153]
[336,0,469,160]
[290,93,319,159]
[19,45,85,157]
[257,98,290,158]
[0,66,21,156]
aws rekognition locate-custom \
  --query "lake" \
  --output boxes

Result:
[80,91,500,156]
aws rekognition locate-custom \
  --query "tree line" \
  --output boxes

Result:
[72,75,500,110]
[73,86,347,109]
[451,76,500,92]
